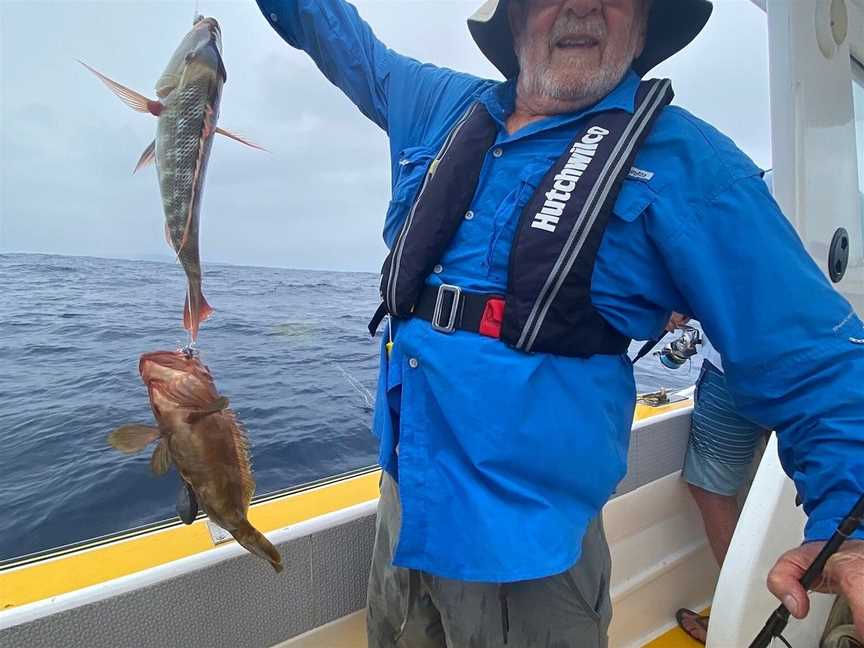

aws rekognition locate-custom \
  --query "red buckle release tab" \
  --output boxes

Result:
[479,298,505,338]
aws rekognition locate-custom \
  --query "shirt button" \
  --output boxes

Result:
[465,210,474,220]
[433,264,443,274]
[492,148,504,158]
[409,358,419,368]
[269,12,278,22]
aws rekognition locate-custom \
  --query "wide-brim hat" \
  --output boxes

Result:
[468,0,713,78]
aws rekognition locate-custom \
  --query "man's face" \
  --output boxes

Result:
[509,0,649,107]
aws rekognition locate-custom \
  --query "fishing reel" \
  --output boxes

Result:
[654,325,702,369]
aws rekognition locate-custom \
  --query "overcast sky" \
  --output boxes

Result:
[0,0,770,272]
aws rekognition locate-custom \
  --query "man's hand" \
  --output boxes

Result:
[767,540,864,638]
[665,311,690,332]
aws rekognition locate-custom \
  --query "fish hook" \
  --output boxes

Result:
[176,339,198,359]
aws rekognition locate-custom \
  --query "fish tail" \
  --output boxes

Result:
[183,282,214,342]
[231,520,284,573]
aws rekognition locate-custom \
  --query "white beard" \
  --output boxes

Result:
[524,54,633,105]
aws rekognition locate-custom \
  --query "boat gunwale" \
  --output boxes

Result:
[0,464,380,572]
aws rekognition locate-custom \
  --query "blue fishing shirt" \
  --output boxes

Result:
[258,0,864,582]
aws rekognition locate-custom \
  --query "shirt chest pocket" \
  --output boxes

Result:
[612,175,658,223]
[484,165,659,283]
[484,163,549,281]
[383,146,436,249]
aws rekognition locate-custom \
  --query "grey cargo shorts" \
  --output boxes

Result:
[366,472,613,648]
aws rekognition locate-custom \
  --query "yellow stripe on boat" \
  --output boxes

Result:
[0,395,692,613]
[0,471,381,611]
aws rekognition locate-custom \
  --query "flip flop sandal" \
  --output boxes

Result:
[676,607,710,645]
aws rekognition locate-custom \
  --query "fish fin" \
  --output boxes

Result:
[108,424,160,453]
[163,222,180,256]
[176,482,199,525]
[224,410,255,504]
[133,140,156,174]
[187,396,229,423]
[215,127,267,152]
[149,440,172,476]
[183,289,214,342]
[218,54,228,84]
[231,520,284,573]
[77,60,163,116]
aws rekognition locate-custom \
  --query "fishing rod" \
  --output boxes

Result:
[631,336,664,364]
[749,492,864,648]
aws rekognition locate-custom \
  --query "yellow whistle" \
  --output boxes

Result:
[386,341,394,357]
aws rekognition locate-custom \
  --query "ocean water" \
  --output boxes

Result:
[0,253,701,562]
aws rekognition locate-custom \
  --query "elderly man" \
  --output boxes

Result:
[256,0,864,646]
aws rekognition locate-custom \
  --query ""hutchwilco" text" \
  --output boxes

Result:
[531,126,610,233]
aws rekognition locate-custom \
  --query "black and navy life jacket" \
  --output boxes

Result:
[370,79,673,358]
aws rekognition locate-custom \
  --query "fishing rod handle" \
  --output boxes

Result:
[800,493,864,589]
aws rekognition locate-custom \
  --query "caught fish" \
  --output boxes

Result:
[108,350,283,573]
[80,16,262,342]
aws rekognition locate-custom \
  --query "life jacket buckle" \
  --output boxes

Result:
[431,284,462,334]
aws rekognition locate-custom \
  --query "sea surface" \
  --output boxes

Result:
[0,253,702,561]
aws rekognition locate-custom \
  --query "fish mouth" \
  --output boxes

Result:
[193,16,222,51]
[188,17,225,80]
[193,16,221,36]
[139,351,191,380]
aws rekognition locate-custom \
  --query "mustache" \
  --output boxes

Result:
[548,16,607,46]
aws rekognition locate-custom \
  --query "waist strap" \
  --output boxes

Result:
[369,284,505,339]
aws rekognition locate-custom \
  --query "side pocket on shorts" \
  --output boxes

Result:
[562,569,602,624]
[561,519,612,630]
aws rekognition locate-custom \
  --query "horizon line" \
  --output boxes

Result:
[0,250,378,276]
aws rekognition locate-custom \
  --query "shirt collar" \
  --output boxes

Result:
[479,68,640,132]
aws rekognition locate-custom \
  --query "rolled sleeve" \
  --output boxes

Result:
[651,174,864,542]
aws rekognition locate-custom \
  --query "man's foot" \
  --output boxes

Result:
[676,608,709,644]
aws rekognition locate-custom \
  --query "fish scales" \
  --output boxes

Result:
[158,73,220,265]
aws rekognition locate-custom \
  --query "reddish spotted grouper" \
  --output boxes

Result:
[81,16,262,342]
[108,350,283,573]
